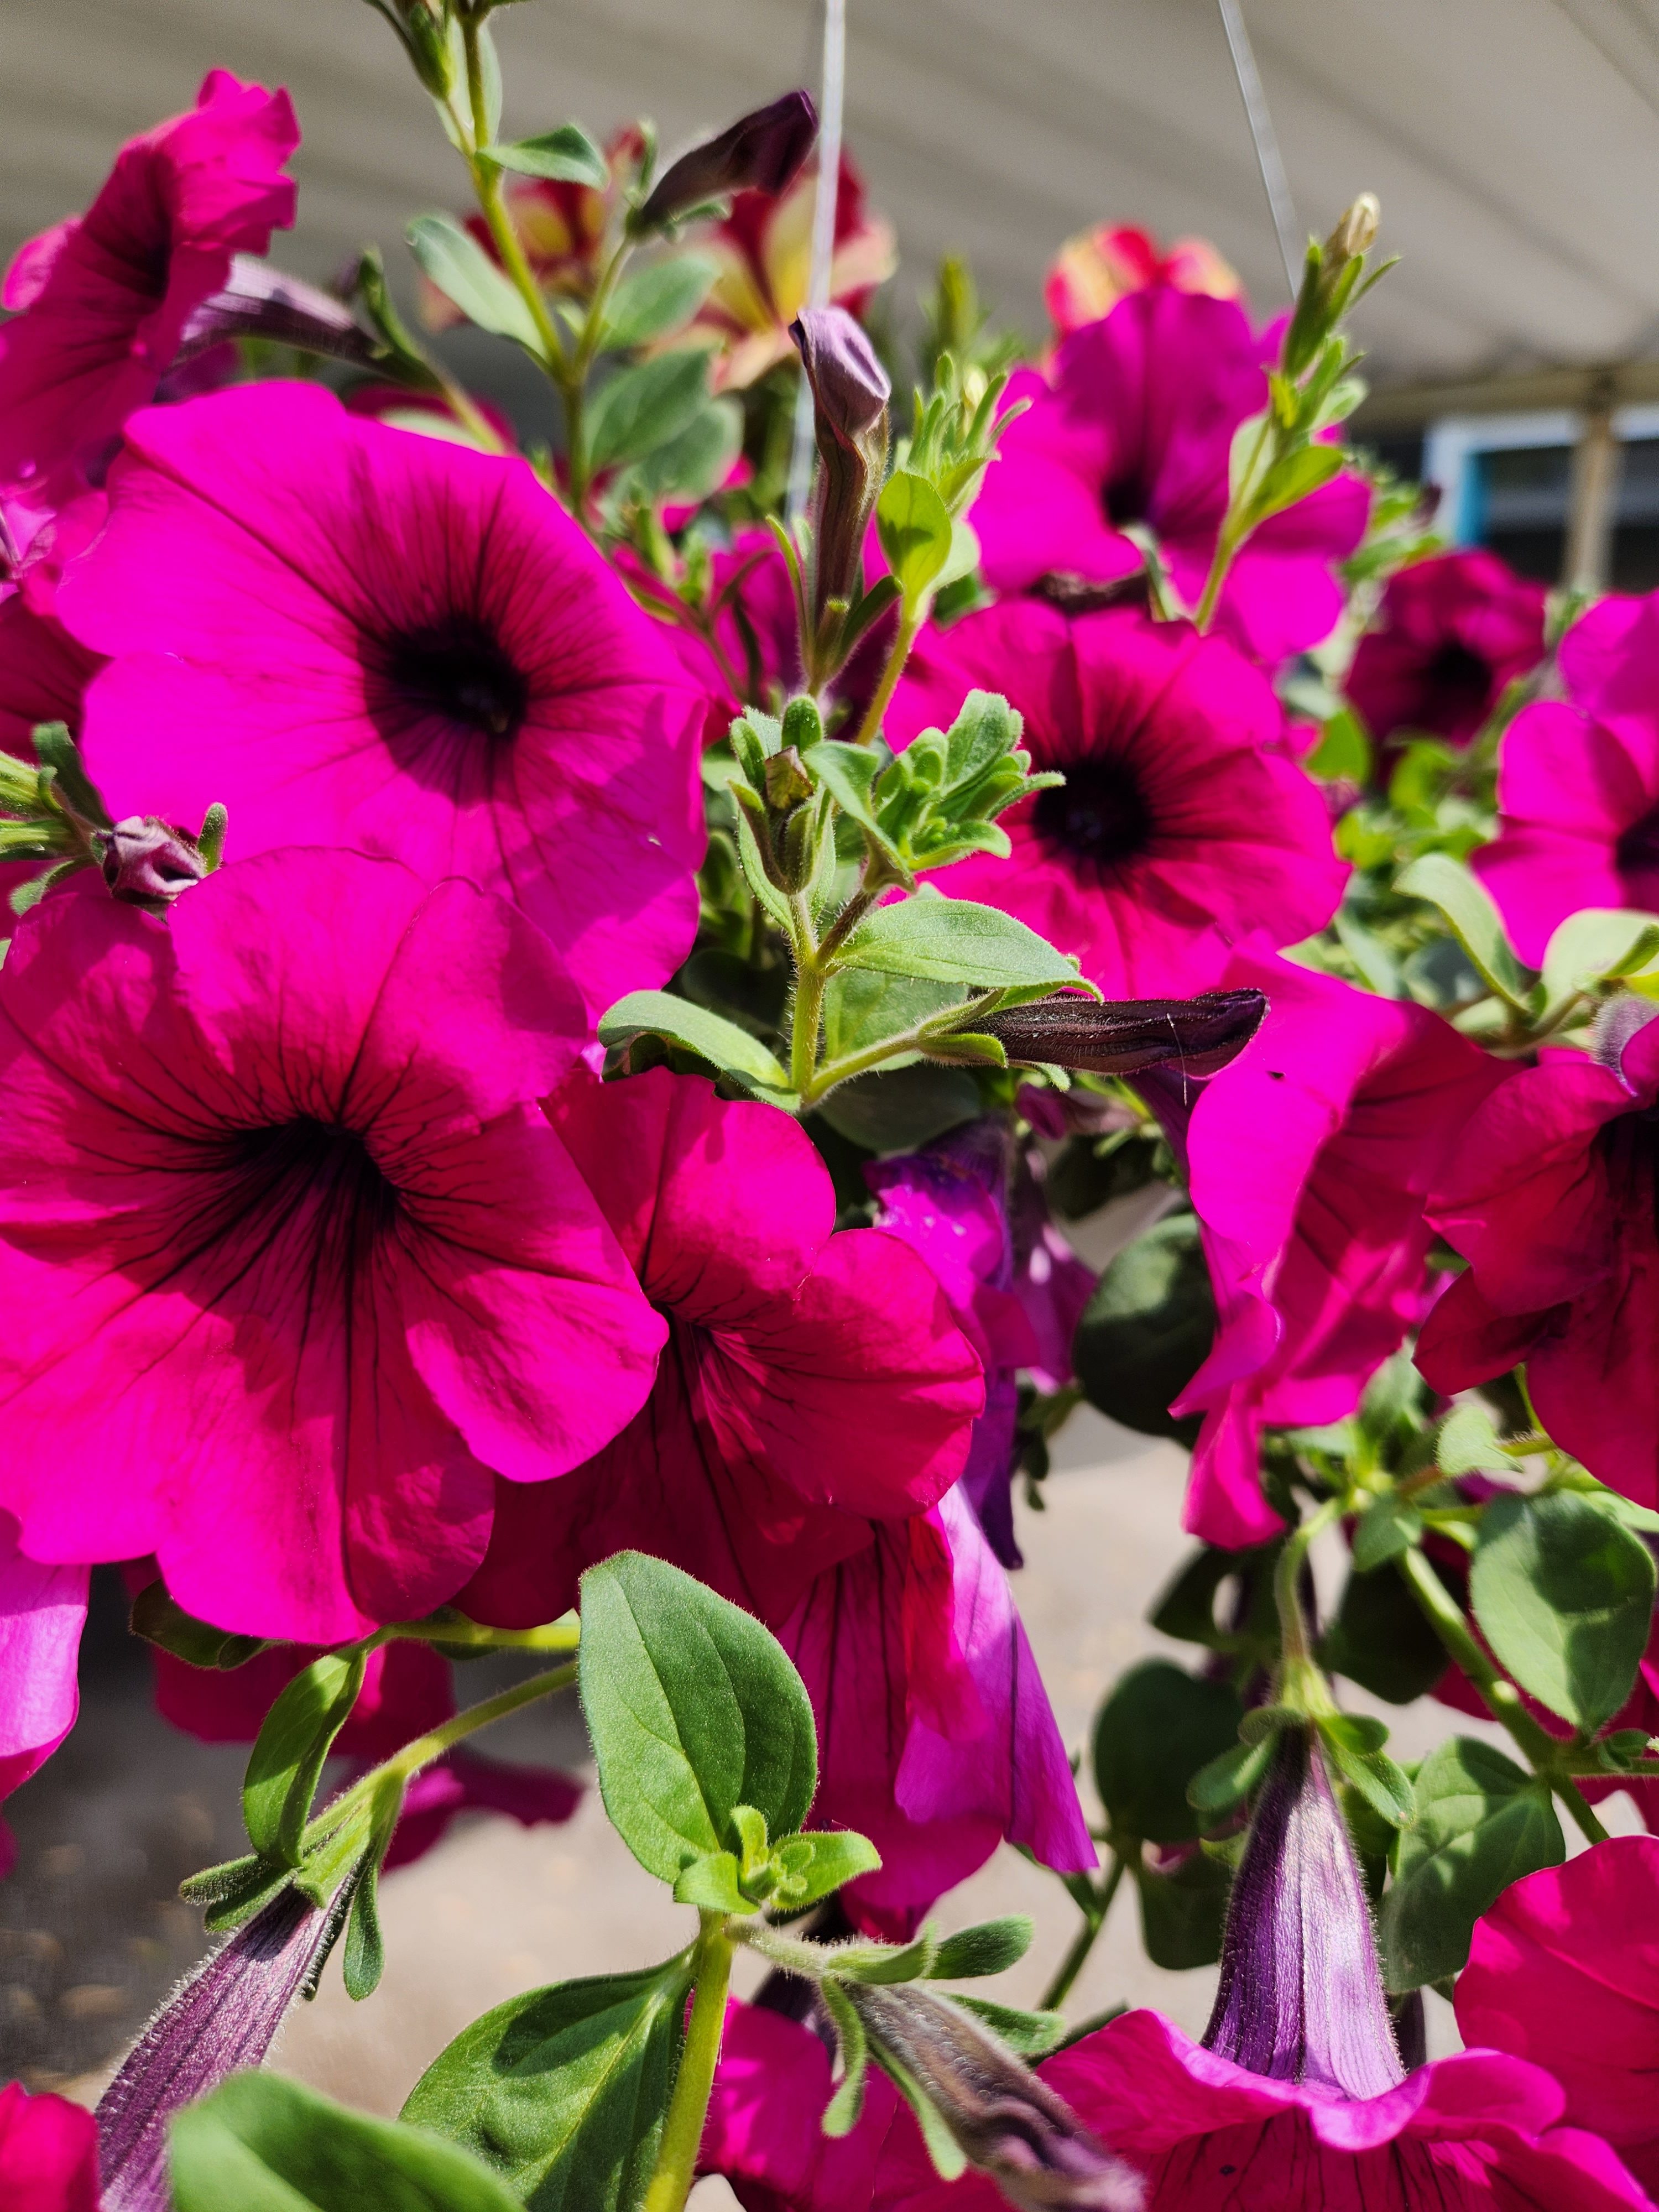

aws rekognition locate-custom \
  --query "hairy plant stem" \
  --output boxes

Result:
[1272,1494,1343,1703]
[787,893,826,1094]
[1193,410,1273,631]
[1039,1853,1126,2011]
[643,1911,734,2212]
[1396,1545,1610,1844]
[851,606,922,747]
[380,1613,581,1655]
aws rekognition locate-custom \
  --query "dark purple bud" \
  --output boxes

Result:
[97,817,210,909]
[1203,1727,1403,2100]
[97,1888,334,2211]
[971,989,1266,1079]
[636,90,818,228]
[791,306,891,619]
[846,1982,1145,2211]
[175,255,378,372]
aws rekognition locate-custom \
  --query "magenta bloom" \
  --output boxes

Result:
[0,851,663,1643]
[0,1519,86,1803]
[1155,950,1503,1548]
[1457,1837,1659,2193]
[886,603,1345,998]
[1345,550,1546,754]
[1474,592,1659,965]
[778,1483,1094,1936]
[1418,1006,1659,1509]
[58,382,707,1019]
[0,72,298,503]
[0,2083,99,2212]
[461,1067,983,1631]
[968,290,1369,667]
[705,2004,1648,2211]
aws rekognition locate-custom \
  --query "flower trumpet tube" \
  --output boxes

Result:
[96,1886,335,2212]
[1203,1727,1403,2101]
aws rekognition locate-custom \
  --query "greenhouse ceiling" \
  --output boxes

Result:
[6,0,1659,405]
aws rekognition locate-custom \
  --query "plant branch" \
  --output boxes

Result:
[1039,1853,1126,2011]
[643,1911,734,2212]
[850,607,921,747]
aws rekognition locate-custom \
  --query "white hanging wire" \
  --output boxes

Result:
[1216,0,1302,298]
[786,0,847,525]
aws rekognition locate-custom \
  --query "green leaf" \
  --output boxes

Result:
[1382,1737,1564,1991]
[129,1580,272,1670]
[876,470,954,604]
[822,968,962,1061]
[837,890,1084,992]
[599,254,717,350]
[1395,853,1538,1011]
[810,742,902,863]
[1470,1490,1656,1730]
[1350,1491,1423,1573]
[947,1995,1066,2057]
[836,1924,940,1984]
[597,989,792,1095]
[401,1960,692,2212]
[1436,1400,1514,1478]
[1249,441,1343,524]
[1092,1660,1244,1845]
[1135,1850,1230,1971]
[32,721,111,828]
[1187,1734,1274,1818]
[489,123,609,187]
[585,351,709,473]
[1539,907,1659,1021]
[619,398,740,504]
[243,1650,367,1869]
[927,1916,1034,1980]
[1319,1559,1448,1705]
[818,1978,869,2137]
[577,1552,817,1884]
[1305,708,1372,784]
[180,1854,295,1936]
[171,2071,524,2212]
[1071,1212,1213,1445]
[770,1828,882,1908]
[1316,1713,1415,1829]
[671,1850,748,1913]
[406,215,546,358]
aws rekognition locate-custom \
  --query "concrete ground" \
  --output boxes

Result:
[4,1405,1642,2204]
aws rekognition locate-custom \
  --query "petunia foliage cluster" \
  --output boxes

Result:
[3,9,1659,2212]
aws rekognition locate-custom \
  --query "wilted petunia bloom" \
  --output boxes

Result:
[888,602,1347,999]
[0,851,665,1643]
[58,381,708,1021]
[1044,223,1241,337]
[1418,999,1659,1510]
[1473,591,1659,965]
[0,72,298,505]
[968,290,1369,669]
[0,2080,100,2212]
[776,1484,1094,1936]
[460,1067,983,1631]
[1343,549,1546,757]
[1155,950,1504,1548]
[688,152,896,391]
[704,2002,1647,2210]
[1456,1835,1659,2194]
[1203,1729,1402,2101]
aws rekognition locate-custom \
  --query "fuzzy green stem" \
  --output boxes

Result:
[1397,1546,1610,1845]
[1273,1494,1342,1679]
[851,606,922,747]
[1039,1853,1126,2011]
[457,21,568,380]
[644,1912,733,2212]
[380,1613,581,1654]
[563,237,634,519]
[1194,412,1274,630]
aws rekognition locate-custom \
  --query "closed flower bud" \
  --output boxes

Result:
[360,0,456,100]
[969,988,1266,1078]
[97,817,210,909]
[845,1981,1145,2211]
[1327,192,1380,264]
[791,306,891,620]
[636,90,818,229]
[175,256,377,373]
[1203,1726,1403,2100]
[97,1888,335,2212]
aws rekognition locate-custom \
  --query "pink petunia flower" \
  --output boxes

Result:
[57,381,708,1020]
[967,290,1370,669]
[1473,593,1659,966]
[0,72,298,505]
[1151,950,1504,1548]
[1457,1835,1659,2194]
[886,602,1347,998]
[1045,223,1242,338]
[0,1517,85,1804]
[777,1483,1095,1936]
[1344,550,1546,756]
[1417,1003,1659,1507]
[0,849,665,1644]
[701,2002,1653,2212]
[460,1066,983,1631]
[0,2081,100,2212]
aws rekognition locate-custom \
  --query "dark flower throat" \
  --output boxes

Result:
[1032,755,1153,870]
[382,615,529,742]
